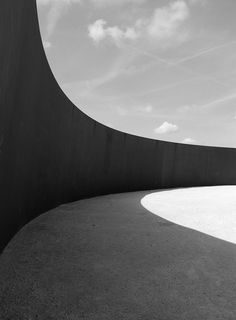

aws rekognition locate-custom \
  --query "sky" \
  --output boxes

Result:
[37,0,236,147]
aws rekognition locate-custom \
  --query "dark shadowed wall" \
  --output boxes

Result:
[0,0,236,250]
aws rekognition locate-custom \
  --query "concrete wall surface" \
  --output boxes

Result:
[0,0,236,249]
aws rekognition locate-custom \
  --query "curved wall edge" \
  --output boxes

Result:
[0,0,236,250]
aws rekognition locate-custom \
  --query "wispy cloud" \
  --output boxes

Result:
[88,20,138,45]
[177,105,192,113]
[88,1,190,47]
[147,1,189,43]
[129,104,154,116]
[115,105,128,116]
[37,0,81,7]
[37,0,81,40]
[108,103,155,118]
[43,40,52,49]
[154,121,179,134]
[89,0,146,6]
[182,137,196,144]
[188,0,206,5]
[62,52,137,98]
[142,104,153,113]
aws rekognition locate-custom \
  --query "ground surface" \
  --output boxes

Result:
[1,188,236,319]
[142,186,236,244]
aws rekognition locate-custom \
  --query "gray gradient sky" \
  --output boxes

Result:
[37,0,236,147]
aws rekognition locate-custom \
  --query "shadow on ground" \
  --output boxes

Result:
[0,190,236,319]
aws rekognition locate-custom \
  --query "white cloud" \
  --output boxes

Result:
[39,0,192,46]
[154,121,179,134]
[131,104,154,115]
[88,20,107,43]
[43,41,52,49]
[88,1,190,46]
[182,137,196,144]
[142,104,153,113]
[88,20,139,45]
[177,105,191,113]
[177,104,199,113]
[113,104,153,117]
[147,1,189,41]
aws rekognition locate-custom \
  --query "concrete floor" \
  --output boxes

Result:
[1,189,236,319]
[142,186,236,244]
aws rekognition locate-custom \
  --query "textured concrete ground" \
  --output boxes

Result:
[1,189,236,319]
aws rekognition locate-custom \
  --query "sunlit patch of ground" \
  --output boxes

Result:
[141,186,236,244]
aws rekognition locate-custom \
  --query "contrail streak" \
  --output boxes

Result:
[130,77,199,98]
[201,92,236,109]
[128,45,233,90]
[97,77,198,102]
[174,40,236,64]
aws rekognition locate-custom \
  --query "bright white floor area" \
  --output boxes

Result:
[141,186,236,244]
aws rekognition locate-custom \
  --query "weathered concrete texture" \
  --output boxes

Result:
[1,191,236,320]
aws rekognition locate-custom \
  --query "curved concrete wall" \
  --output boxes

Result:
[0,0,236,249]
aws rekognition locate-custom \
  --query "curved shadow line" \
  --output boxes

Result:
[0,0,236,250]
[141,187,236,245]
[33,1,230,148]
